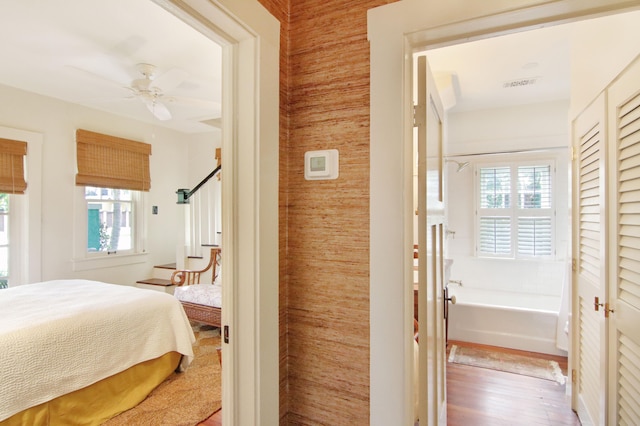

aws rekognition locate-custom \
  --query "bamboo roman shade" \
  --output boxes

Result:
[75,129,151,191]
[0,138,28,194]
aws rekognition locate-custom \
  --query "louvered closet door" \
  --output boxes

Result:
[572,93,607,426]
[607,55,640,426]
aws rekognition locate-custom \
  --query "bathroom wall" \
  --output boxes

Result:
[443,100,570,301]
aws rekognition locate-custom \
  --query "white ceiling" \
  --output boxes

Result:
[423,11,639,113]
[0,0,222,134]
[0,2,635,133]
[425,23,572,112]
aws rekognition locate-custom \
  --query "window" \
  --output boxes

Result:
[476,161,554,258]
[0,137,28,287]
[74,130,150,267]
[85,187,135,254]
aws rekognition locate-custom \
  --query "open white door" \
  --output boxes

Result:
[415,55,446,425]
[572,93,608,426]
[606,55,640,425]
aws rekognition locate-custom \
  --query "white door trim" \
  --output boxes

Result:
[158,1,280,425]
[368,0,639,423]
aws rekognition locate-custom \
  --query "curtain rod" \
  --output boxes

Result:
[444,146,568,158]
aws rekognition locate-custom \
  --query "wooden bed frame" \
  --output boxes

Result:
[171,247,222,328]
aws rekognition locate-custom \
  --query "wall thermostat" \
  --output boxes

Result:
[304,149,339,180]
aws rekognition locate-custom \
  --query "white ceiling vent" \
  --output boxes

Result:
[503,77,539,88]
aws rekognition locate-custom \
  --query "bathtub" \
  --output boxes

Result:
[447,286,567,356]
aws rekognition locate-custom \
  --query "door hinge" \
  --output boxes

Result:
[413,103,425,127]
[572,369,577,384]
[570,146,577,161]
[572,258,577,272]
[223,325,229,344]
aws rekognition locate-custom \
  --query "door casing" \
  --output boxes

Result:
[369,0,640,423]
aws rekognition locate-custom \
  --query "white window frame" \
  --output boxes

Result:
[0,127,42,287]
[475,156,557,260]
[84,187,136,256]
[0,194,9,287]
[72,186,147,271]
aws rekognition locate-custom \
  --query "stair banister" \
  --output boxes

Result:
[176,164,222,204]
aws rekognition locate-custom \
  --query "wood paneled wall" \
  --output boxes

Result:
[257,0,397,423]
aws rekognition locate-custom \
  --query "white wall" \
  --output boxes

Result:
[569,10,640,119]
[443,100,569,299]
[0,83,216,286]
[185,131,223,254]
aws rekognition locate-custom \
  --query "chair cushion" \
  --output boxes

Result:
[174,284,222,308]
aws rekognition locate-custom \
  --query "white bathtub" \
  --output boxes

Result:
[447,287,567,356]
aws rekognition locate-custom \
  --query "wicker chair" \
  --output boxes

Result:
[171,247,221,287]
[171,247,222,327]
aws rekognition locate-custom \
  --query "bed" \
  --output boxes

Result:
[0,279,195,425]
[172,247,222,328]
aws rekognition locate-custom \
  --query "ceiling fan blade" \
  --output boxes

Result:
[164,96,221,112]
[141,97,172,121]
[150,68,189,93]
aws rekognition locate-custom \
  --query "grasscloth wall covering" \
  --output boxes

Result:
[257,0,397,424]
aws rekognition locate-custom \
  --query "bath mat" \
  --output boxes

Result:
[448,344,565,384]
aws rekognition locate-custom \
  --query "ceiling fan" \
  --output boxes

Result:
[70,58,220,122]
[126,63,188,121]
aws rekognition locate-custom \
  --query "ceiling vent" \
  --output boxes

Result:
[503,77,539,88]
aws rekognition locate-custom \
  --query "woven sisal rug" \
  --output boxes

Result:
[448,344,566,385]
[105,322,222,426]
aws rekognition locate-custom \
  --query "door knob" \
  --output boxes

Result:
[594,296,603,311]
[594,297,614,317]
[446,294,456,304]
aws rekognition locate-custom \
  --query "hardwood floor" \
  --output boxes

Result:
[199,341,579,425]
[199,408,221,425]
[446,341,579,426]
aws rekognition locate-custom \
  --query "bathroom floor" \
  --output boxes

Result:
[445,341,577,425]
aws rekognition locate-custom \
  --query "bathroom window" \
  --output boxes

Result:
[476,161,554,259]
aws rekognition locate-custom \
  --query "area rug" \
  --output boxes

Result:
[448,344,565,385]
[105,322,222,426]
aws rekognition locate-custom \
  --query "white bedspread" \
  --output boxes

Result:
[0,279,196,421]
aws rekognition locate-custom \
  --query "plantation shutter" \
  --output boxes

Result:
[0,138,27,194]
[517,217,552,256]
[75,129,151,191]
[478,167,511,255]
[517,165,551,208]
[479,217,511,254]
[478,163,554,258]
[517,165,552,256]
[479,167,511,208]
